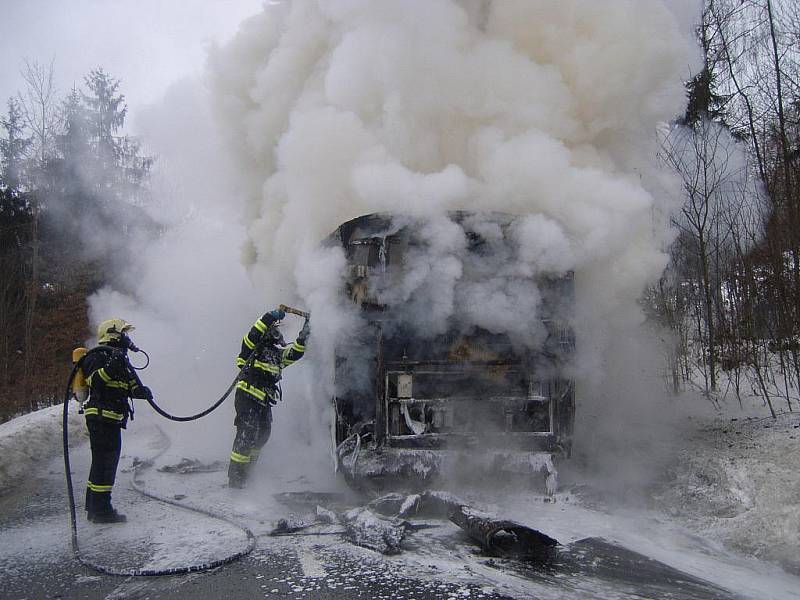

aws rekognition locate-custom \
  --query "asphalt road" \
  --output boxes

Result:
[0,453,514,600]
[0,424,741,600]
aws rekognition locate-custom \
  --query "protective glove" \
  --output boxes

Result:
[131,385,153,400]
[297,319,311,345]
[268,396,278,406]
[268,308,286,321]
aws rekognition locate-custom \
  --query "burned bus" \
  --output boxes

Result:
[328,212,575,493]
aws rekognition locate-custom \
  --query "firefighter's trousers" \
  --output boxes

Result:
[228,391,272,487]
[85,419,122,515]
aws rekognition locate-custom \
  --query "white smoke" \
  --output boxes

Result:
[206,0,699,456]
[89,0,702,489]
[208,0,696,316]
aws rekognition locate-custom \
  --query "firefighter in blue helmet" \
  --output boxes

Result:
[228,308,309,488]
[82,318,153,523]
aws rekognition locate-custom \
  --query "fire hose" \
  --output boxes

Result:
[61,307,308,576]
[62,354,257,576]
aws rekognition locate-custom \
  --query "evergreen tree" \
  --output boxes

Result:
[82,67,127,194]
[682,65,729,127]
[0,98,31,193]
[79,68,151,203]
[0,66,155,420]
[57,87,90,162]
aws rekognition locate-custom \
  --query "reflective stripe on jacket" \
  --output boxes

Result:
[235,314,305,406]
[81,344,144,428]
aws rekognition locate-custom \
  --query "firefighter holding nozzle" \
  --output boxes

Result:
[228,308,310,489]
[79,318,153,523]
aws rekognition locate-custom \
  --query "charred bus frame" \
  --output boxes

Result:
[327,212,575,491]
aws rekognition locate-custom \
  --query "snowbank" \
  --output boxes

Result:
[655,411,800,575]
[0,403,85,495]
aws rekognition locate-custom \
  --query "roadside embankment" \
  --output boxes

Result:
[0,404,85,495]
[654,410,800,575]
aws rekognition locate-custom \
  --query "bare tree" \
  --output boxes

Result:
[661,120,764,394]
[688,0,800,415]
[18,58,58,170]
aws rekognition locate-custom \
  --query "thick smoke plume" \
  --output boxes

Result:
[90,1,701,488]
[204,0,699,478]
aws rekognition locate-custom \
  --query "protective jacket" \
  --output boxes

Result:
[81,343,143,428]
[234,313,305,406]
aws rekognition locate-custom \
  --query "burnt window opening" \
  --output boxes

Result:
[348,236,405,273]
[386,238,404,269]
[349,239,381,268]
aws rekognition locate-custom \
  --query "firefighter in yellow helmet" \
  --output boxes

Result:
[81,318,153,523]
[228,308,309,488]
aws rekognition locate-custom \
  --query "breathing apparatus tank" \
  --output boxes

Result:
[71,347,89,403]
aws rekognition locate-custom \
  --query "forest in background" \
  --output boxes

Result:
[649,0,800,416]
[0,62,154,421]
[1,0,798,423]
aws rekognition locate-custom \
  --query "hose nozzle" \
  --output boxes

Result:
[278,304,310,319]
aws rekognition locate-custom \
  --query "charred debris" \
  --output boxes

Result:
[268,490,732,597]
[271,489,560,561]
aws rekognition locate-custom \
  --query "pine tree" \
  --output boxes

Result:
[82,67,128,194]
[57,87,90,163]
[0,98,31,193]
[79,68,151,203]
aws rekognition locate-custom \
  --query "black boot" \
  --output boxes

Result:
[90,509,127,524]
[228,460,249,489]
[88,490,126,523]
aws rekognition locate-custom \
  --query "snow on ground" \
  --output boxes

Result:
[653,408,800,576]
[0,414,255,581]
[0,403,84,495]
[3,402,800,599]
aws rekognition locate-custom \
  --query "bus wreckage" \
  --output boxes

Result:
[328,212,575,494]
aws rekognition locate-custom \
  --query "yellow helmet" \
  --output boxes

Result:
[97,318,135,344]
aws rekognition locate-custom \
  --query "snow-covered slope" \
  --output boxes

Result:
[654,410,800,576]
[0,404,85,495]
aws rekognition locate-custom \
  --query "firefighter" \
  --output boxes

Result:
[81,318,153,523]
[228,308,309,488]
